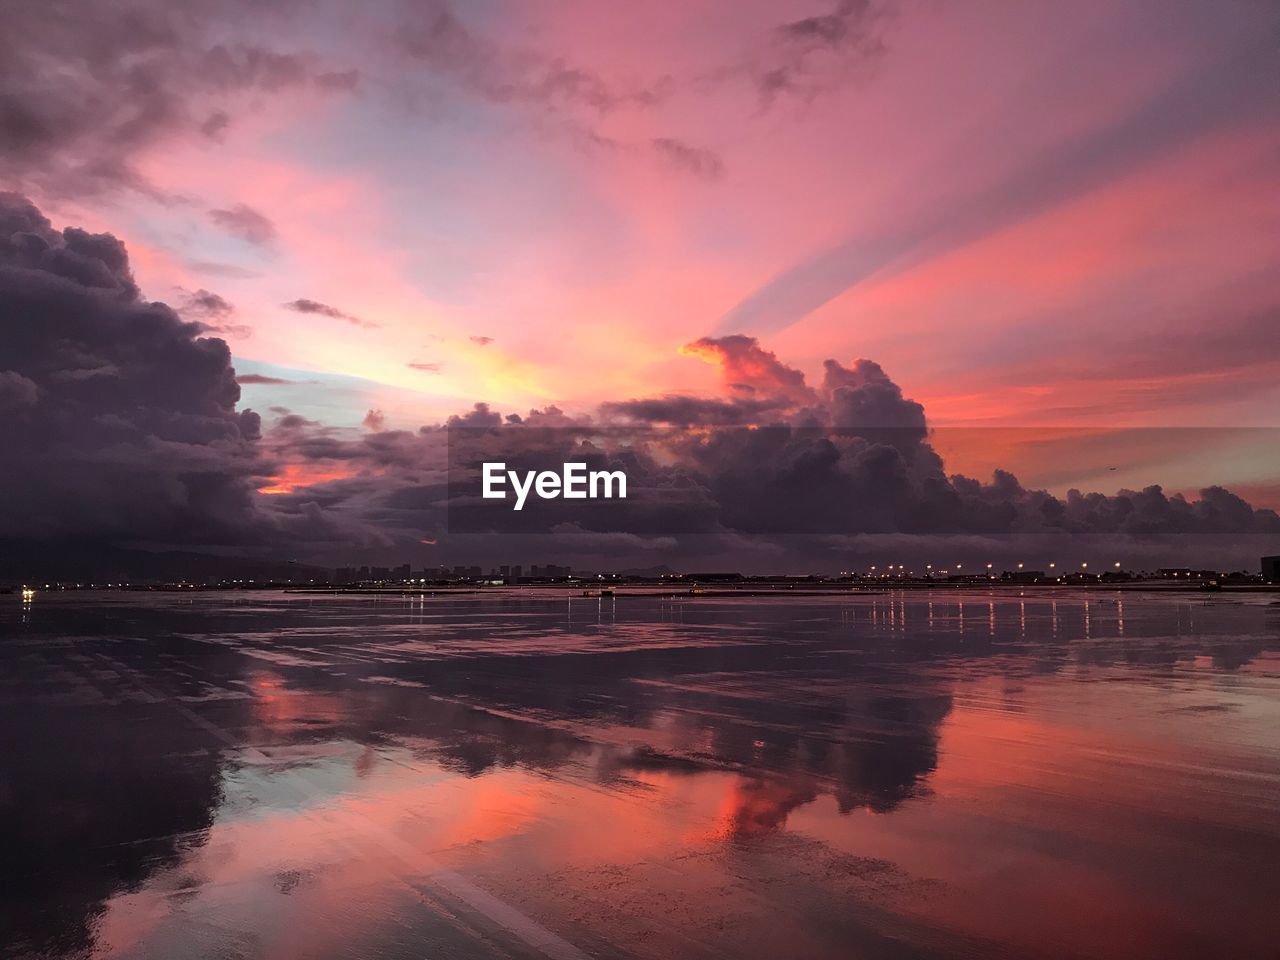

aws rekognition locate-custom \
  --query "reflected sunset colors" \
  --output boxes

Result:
[2,591,1278,959]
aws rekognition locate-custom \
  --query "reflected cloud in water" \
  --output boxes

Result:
[2,590,1278,958]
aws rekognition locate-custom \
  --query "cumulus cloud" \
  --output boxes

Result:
[681,335,814,406]
[226,328,1280,570]
[0,193,393,563]
[0,192,265,543]
[2,196,1275,572]
[600,394,788,426]
[439,335,1279,549]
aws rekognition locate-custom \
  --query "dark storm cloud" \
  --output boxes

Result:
[436,335,1279,545]
[254,412,455,548]
[2,196,1275,570]
[209,203,277,246]
[223,330,1279,569]
[0,193,393,561]
[600,394,787,426]
[0,192,265,542]
[283,297,378,329]
[820,357,926,431]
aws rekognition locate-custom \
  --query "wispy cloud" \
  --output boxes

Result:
[283,298,379,329]
[650,138,725,181]
[236,373,295,385]
[210,203,277,246]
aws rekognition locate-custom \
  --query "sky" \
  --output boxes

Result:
[2,0,1279,572]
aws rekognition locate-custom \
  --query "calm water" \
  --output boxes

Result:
[2,589,1278,960]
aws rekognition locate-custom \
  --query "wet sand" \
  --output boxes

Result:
[2,589,1278,959]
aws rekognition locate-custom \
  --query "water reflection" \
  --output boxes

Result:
[1,590,1278,959]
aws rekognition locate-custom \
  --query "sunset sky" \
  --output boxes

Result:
[4,0,1279,567]
[18,0,1278,429]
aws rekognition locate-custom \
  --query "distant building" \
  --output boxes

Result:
[1263,556,1280,583]
[529,564,570,578]
[1001,570,1044,583]
[1061,572,1101,584]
